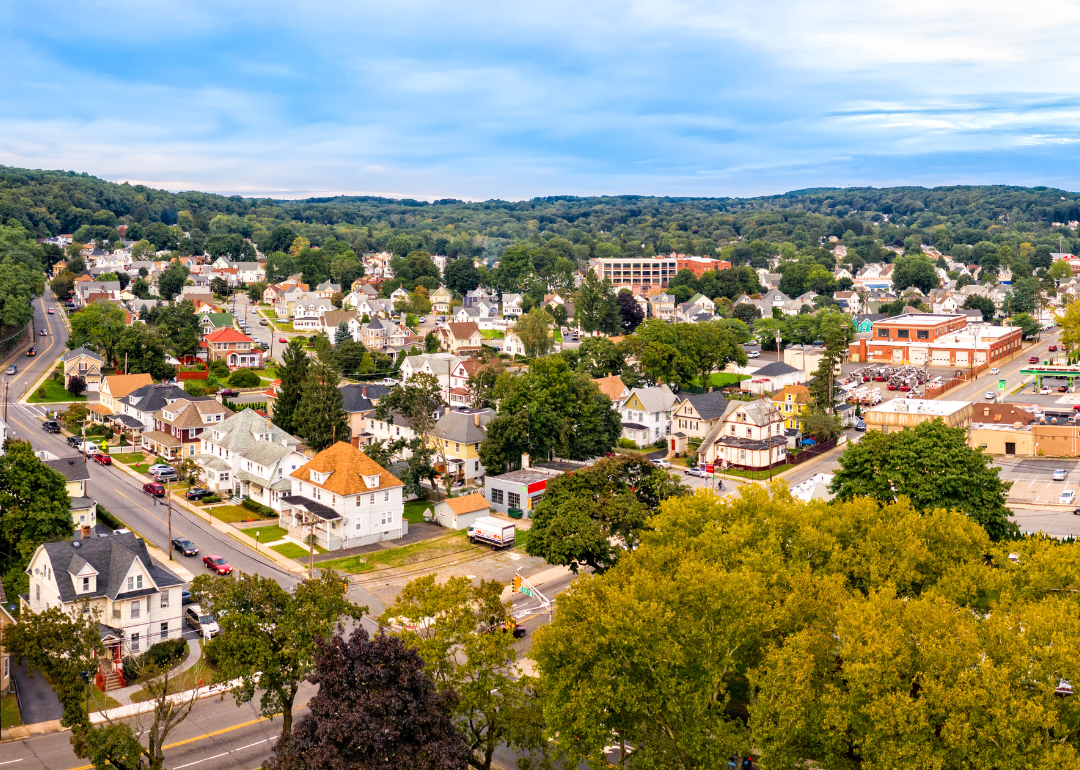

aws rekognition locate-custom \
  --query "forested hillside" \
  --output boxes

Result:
[3,166,1080,270]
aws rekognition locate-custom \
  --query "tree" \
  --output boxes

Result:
[268,628,470,770]
[156,260,189,301]
[616,290,644,332]
[513,307,554,358]
[830,419,1018,540]
[50,270,76,300]
[265,251,296,284]
[333,334,367,376]
[443,258,481,296]
[1011,311,1040,340]
[192,570,364,738]
[228,368,261,387]
[0,440,73,598]
[266,225,296,254]
[575,271,620,334]
[526,454,685,573]
[273,339,310,435]
[246,281,268,303]
[375,372,445,488]
[806,308,854,414]
[114,324,174,381]
[210,277,230,296]
[891,254,939,293]
[963,293,997,322]
[1049,259,1072,281]
[732,302,761,325]
[330,251,364,287]
[294,360,350,452]
[68,301,128,366]
[679,321,747,389]
[381,576,548,770]
[66,374,87,397]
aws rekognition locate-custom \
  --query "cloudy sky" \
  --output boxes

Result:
[2,0,1079,200]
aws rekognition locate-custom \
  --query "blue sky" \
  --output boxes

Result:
[2,0,1080,200]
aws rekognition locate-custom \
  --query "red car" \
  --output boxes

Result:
[1060,385,1070,392]
[278,337,287,343]
[1030,356,1040,364]
[203,555,233,575]
[92,452,112,466]
[1050,345,1059,352]
[143,481,165,497]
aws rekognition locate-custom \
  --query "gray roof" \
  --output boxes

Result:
[193,453,231,472]
[44,456,91,482]
[404,355,460,377]
[340,383,394,413]
[624,385,677,414]
[70,496,96,510]
[677,390,729,421]
[123,384,200,413]
[63,346,102,363]
[753,361,801,377]
[315,281,341,292]
[203,408,301,453]
[239,441,296,467]
[37,532,184,605]
[434,409,494,443]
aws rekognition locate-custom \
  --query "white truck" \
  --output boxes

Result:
[467,516,516,550]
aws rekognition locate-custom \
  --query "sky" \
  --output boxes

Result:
[2,0,1080,200]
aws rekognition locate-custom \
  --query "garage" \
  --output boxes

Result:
[931,350,951,366]
[909,347,927,365]
[955,351,969,366]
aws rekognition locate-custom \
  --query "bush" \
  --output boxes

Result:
[209,359,229,378]
[95,505,125,531]
[201,494,222,504]
[183,380,206,397]
[617,438,638,449]
[241,498,274,516]
[36,386,47,399]
[121,654,141,683]
[67,375,87,397]
[206,375,220,392]
[141,637,187,669]
[228,368,261,388]
[653,438,667,449]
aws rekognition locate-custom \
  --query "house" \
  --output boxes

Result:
[852,313,885,333]
[433,493,491,530]
[62,347,104,392]
[671,390,729,439]
[697,399,787,470]
[361,317,401,350]
[313,280,341,299]
[21,532,186,673]
[321,310,361,345]
[501,293,524,317]
[427,408,495,483]
[203,328,263,369]
[197,311,234,335]
[430,286,454,314]
[142,398,233,460]
[833,291,861,314]
[592,375,629,405]
[438,322,484,354]
[291,294,336,331]
[98,373,154,414]
[44,456,96,533]
[650,293,676,321]
[740,361,806,394]
[389,286,410,306]
[854,263,895,291]
[483,457,590,515]
[400,353,465,401]
[196,409,307,510]
[281,442,405,550]
[770,384,811,431]
[620,385,677,447]
[117,384,198,433]
[688,293,716,313]
[501,330,529,357]
[341,383,394,445]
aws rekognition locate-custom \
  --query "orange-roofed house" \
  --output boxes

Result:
[282,441,405,550]
[99,373,154,414]
[203,328,263,369]
[433,493,491,530]
[592,375,628,405]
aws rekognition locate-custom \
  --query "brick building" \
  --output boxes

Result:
[591,253,730,291]
[848,313,1023,367]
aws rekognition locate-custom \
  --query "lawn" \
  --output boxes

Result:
[553,330,563,343]
[720,464,793,480]
[689,372,750,389]
[0,692,21,727]
[113,452,146,465]
[28,378,86,403]
[129,643,222,703]
[272,542,311,559]
[245,525,287,544]
[88,686,122,713]
[479,330,504,339]
[209,504,275,523]
[319,529,475,574]
[403,499,433,523]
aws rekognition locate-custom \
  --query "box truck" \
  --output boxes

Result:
[467,516,516,550]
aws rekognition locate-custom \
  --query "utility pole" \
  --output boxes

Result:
[167,477,173,560]
[2,380,6,424]
[308,516,316,578]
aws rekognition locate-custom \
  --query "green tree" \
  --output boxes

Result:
[273,339,310,435]
[829,419,1018,540]
[1010,311,1040,339]
[680,321,747,389]
[329,251,364,287]
[246,281,268,303]
[380,576,548,770]
[1048,259,1072,281]
[963,293,997,322]
[192,570,364,738]
[575,271,620,334]
[265,251,295,284]
[443,258,481,295]
[68,301,128,366]
[891,254,940,293]
[114,324,174,380]
[295,360,349,451]
[806,308,854,413]
[156,260,189,301]
[616,290,644,332]
[513,307,554,357]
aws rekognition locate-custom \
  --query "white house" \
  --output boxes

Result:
[280,442,405,551]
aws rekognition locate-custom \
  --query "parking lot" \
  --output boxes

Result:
[995,458,1079,506]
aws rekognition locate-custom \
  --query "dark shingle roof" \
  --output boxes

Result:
[678,390,729,421]
[39,533,184,605]
[123,384,205,413]
[44,456,91,482]
[340,383,394,413]
[754,361,801,377]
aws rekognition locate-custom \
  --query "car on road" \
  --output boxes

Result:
[1050,345,1059,352]
[91,452,112,465]
[855,420,867,431]
[67,436,83,448]
[747,350,760,358]
[39,329,47,336]
[990,367,1000,375]
[279,337,287,343]
[985,391,996,400]
[5,365,15,375]
[186,487,215,501]
[380,377,400,386]
[1062,490,1076,506]
[685,466,710,478]
[418,316,427,323]
[47,308,54,314]
[218,388,237,396]
[1054,469,1068,481]
[142,481,165,497]
[25,346,35,357]
[259,319,268,325]
[203,554,233,575]
[42,420,60,433]
[185,605,220,639]
[147,463,173,475]
[1042,387,1053,395]
[650,458,671,468]
[171,537,199,556]
[1029,356,1040,364]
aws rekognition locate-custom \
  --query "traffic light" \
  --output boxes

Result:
[512,575,522,593]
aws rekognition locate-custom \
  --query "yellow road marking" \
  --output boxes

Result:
[64,717,273,770]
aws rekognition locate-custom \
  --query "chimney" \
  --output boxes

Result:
[522,453,530,469]
[362,386,367,399]
[474,413,480,426]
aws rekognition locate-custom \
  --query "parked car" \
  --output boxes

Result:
[1054,469,1068,481]
[380,377,400,386]
[218,388,237,397]
[990,367,1000,375]
[1062,490,1076,506]
[171,537,199,556]
[142,481,165,497]
[185,605,220,639]
[67,435,84,448]
[186,487,214,501]
[418,316,427,323]
[152,468,178,482]
[147,463,173,475]
[650,458,671,468]
[685,466,709,478]
[25,346,35,357]
[82,441,100,455]
[279,337,287,343]
[984,391,996,400]
[5,365,15,375]
[181,589,194,605]
[203,554,233,575]
[1060,385,1070,393]
[42,420,60,433]
[91,452,112,466]
[747,350,760,358]
[1042,387,1053,395]
[855,420,867,431]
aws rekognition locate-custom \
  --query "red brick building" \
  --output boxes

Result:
[849,313,1023,367]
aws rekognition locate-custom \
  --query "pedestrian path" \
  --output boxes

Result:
[104,636,201,706]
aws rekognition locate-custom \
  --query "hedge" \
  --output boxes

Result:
[241,498,274,516]
[95,504,125,531]
[141,637,187,669]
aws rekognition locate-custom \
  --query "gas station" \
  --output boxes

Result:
[1019,363,1080,391]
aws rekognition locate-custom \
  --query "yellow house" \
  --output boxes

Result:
[61,347,104,392]
[99,373,154,414]
[426,409,495,483]
[43,456,96,532]
[430,286,454,314]
[672,390,730,439]
[771,384,810,430]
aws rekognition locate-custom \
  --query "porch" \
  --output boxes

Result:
[141,430,183,461]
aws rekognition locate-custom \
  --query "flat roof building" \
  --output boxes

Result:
[863,398,973,433]
[849,313,1022,367]
[591,253,730,291]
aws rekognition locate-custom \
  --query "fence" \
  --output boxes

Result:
[786,437,838,466]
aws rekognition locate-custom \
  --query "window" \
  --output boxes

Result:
[112,605,121,619]
[730,425,735,434]
[897,329,909,339]
[130,633,140,653]
[474,461,479,472]
[35,583,40,601]
[508,492,521,508]
[161,591,169,608]
[82,577,90,592]
[370,494,375,504]
[128,575,143,591]
[131,601,140,619]
[746,428,752,437]
[491,488,504,505]
[384,490,389,502]
[160,622,169,638]
[356,520,363,530]
[877,329,890,337]
[917,330,929,339]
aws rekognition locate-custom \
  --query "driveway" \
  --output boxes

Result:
[11,658,64,725]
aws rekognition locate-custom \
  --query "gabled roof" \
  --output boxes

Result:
[624,385,677,414]
[592,375,627,402]
[44,455,91,482]
[123,383,198,413]
[753,361,801,377]
[772,384,810,404]
[446,322,481,339]
[204,328,255,344]
[291,441,403,495]
[63,346,102,363]
[240,440,301,467]
[322,310,358,328]
[434,409,494,443]
[340,383,393,413]
[102,373,154,399]
[441,493,490,515]
[203,408,300,452]
[36,533,183,605]
[158,398,232,428]
[676,389,729,421]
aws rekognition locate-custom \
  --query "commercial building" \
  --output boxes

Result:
[848,313,1023,367]
[591,254,730,291]
[862,399,973,433]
